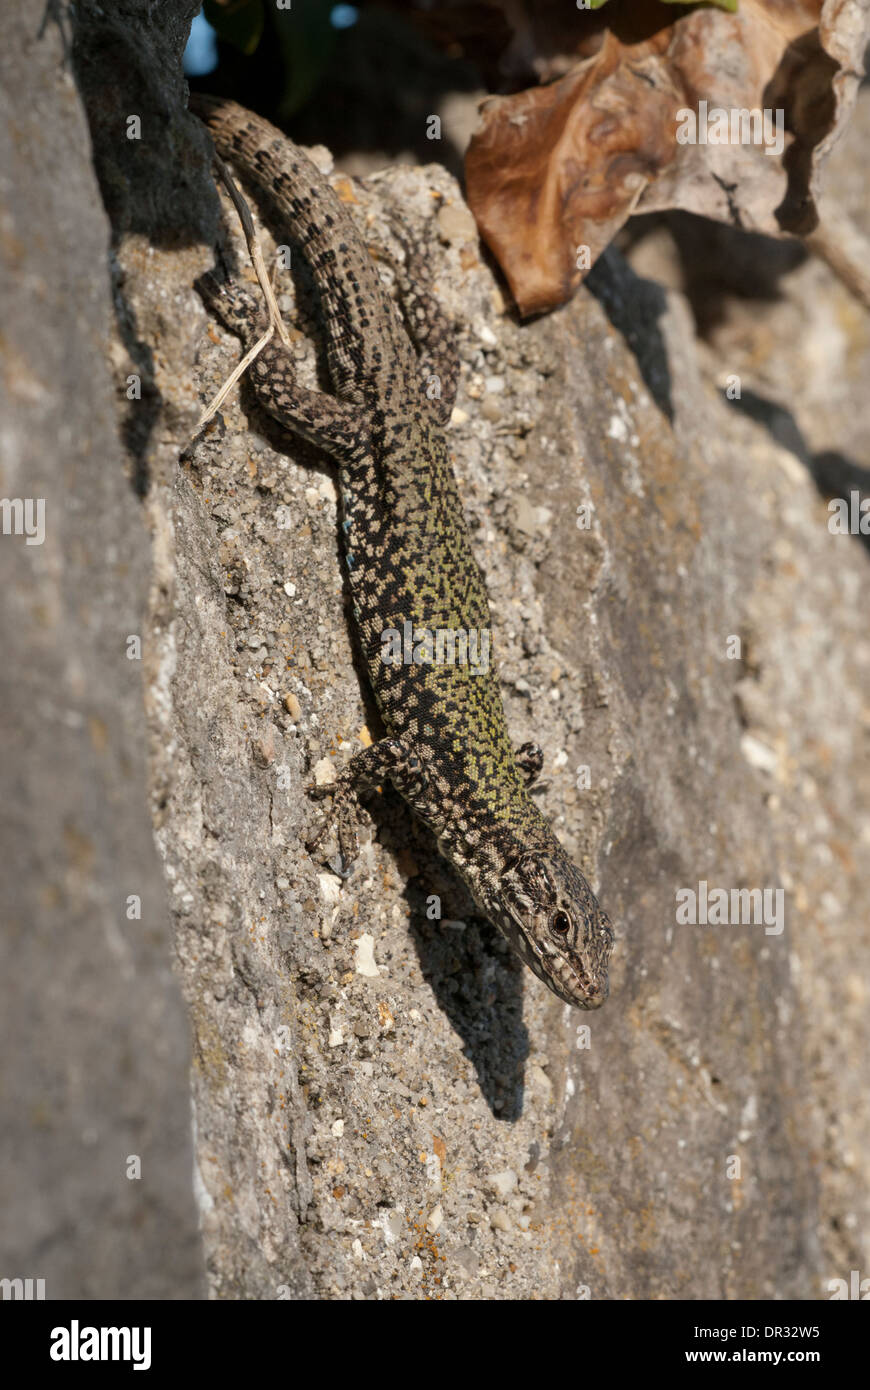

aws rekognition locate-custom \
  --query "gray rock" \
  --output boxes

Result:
[3,0,868,1304]
[488,1170,519,1199]
[451,1246,480,1280]
[0,0,204,1298]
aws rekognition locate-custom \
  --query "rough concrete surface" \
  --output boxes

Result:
[2,2,867,1300]
[0,2,204,1299]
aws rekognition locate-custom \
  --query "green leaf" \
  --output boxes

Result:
[202,0,265,57]
[273,0,339,121]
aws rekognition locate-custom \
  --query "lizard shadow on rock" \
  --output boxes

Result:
[406,915,529,1124]
[393,841,530,1124]
[329,645,531,1123]
[725,388,870,556]
[585,248,675,423]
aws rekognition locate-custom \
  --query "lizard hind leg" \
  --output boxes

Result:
[379,216,460,427]
[196,271,368,458]
[195,271,265,341]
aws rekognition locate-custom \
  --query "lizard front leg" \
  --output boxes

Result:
[307,735,430,874]
[516,741,544,786]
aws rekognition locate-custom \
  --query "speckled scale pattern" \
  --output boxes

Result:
[193,96,546,839]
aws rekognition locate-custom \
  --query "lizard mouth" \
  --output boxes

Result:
[545,953,608,1008]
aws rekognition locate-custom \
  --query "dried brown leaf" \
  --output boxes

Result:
[463,0,868,315]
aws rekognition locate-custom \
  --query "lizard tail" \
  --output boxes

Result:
[190,93,408,401]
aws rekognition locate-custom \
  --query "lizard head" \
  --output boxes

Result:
[481,846,614,1009]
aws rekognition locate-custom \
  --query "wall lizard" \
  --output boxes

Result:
[191,95,613,1009]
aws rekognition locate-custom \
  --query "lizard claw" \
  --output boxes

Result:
[305,782,360,874]
[326,852,354,880]
[307,780,335,801]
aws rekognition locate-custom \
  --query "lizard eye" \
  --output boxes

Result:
[551,910,571,937]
